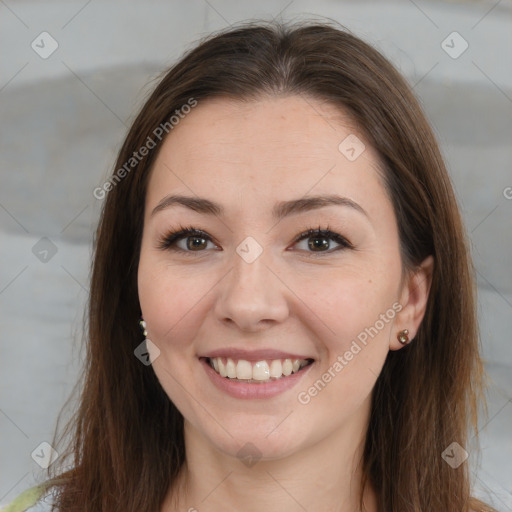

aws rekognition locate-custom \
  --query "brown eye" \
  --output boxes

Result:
[185,235,209,251]
[307,236,330,252]
[293,228,353,254]
[157,226,218,254]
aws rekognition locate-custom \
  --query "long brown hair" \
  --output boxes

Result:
[44,20,493,511]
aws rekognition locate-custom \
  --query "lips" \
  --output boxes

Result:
[198,348,315,397]
[200,356,314,399]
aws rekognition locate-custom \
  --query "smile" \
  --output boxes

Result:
[206,357,314,383]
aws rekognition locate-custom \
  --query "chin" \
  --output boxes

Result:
[200,418,308,463]
[222,437,301,464]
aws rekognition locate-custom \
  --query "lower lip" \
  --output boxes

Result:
[200,357,313,399]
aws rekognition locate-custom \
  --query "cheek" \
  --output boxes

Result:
[302,268,398,340]
[296,267,398,403]
[137,254,208,350]
[293,279,395,415]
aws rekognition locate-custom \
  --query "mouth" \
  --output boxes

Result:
[201,356,315,384]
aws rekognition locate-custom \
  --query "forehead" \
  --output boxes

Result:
[145,95,390,224]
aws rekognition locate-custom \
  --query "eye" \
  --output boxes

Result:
[156,225,219,255]
[291,226,353,255]
[156,224,353,256]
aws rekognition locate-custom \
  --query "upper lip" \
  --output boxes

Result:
[201,348,315,362]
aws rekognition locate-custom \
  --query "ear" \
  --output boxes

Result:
[390,255,434,351]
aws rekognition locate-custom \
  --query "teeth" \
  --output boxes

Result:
[226,358,237,378]
[218,358,227,377]
[236,360,252,380]
[253,361,270,381]
[208,357,311,382]
[269,360,282,378]
[282,359,293,376]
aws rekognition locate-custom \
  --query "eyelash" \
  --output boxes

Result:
[156,223,354,257]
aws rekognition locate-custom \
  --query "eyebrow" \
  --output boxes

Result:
[150,194,368,220]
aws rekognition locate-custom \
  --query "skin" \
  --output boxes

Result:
[137,95,434,512]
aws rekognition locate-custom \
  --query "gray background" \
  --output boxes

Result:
[1,0,511,509]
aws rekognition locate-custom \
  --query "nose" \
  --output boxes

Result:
[213,247,290,332]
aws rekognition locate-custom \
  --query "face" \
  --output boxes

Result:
[137,95,413,461]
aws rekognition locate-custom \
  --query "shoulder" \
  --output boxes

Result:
[0,484,58,512]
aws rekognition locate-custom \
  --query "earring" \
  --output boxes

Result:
[397,329,409,344]
[139,318,148,337]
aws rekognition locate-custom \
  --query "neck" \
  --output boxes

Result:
[163,399,378,512]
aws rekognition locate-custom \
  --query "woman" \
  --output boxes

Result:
[4,20,495,512]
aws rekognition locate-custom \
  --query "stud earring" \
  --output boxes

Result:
[397,329,409,344]
[139,318,147,337]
